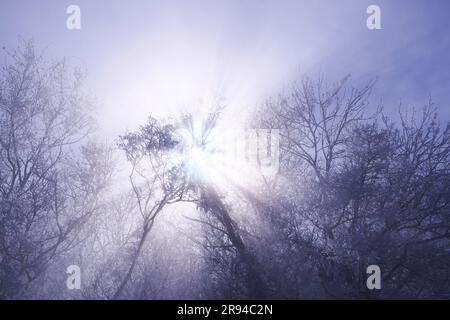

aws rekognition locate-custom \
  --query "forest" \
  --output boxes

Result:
[0,41,449,300]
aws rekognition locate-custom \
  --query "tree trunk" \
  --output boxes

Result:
[201,186,267,299]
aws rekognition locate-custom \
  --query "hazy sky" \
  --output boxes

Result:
[1,0,449,138]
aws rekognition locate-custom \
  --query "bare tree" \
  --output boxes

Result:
[0,41,107,298]
[114,117,193,299]
[252,76,449,298]
[263,75,375,181]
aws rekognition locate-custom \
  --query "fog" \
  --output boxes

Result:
[0,1,449,299]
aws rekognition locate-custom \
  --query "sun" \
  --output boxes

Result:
[175,109,266,194]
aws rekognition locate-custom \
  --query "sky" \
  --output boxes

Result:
[1,0,449,138]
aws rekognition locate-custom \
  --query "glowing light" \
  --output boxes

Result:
[174,109,278,195]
